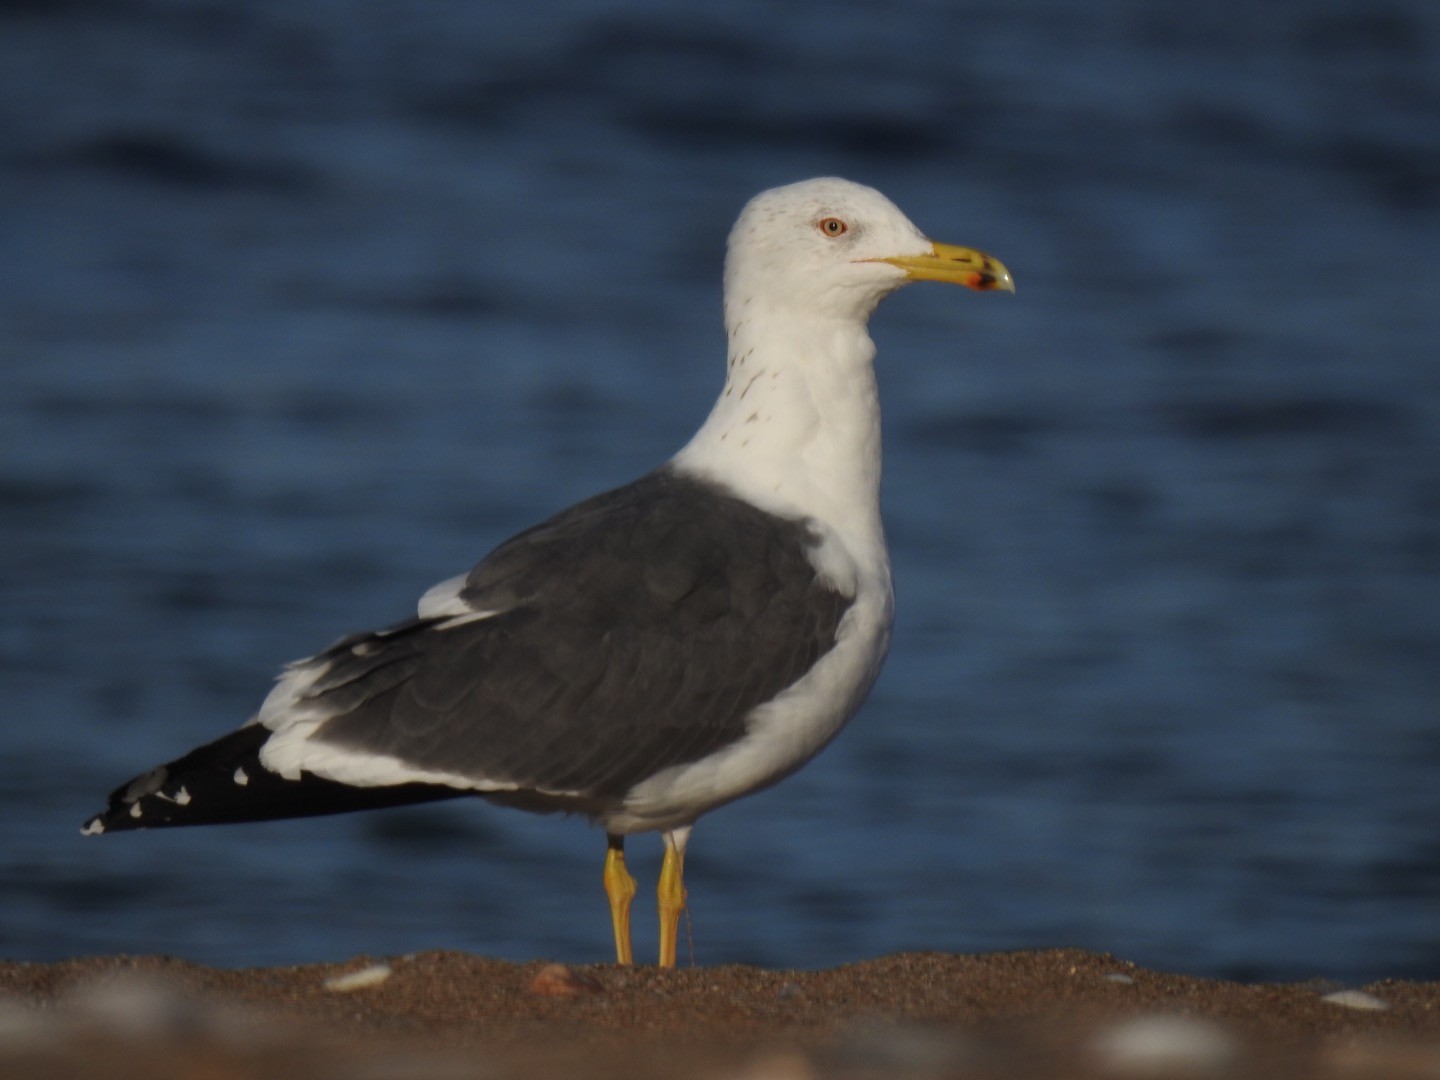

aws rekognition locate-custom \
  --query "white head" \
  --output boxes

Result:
[723,177,1013,330]
[676,177,1012,546]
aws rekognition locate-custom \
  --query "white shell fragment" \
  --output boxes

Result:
[1321,989,1390,1011]
[323,964,392,993]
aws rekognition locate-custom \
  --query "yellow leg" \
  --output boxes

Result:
[603,834,636,965]
[657,829,689,968]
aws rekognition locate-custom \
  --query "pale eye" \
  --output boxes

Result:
[817,217,848,238]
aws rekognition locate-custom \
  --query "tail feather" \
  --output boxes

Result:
[81,724,465,835]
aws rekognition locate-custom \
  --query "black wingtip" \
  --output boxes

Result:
[84,723,468,834]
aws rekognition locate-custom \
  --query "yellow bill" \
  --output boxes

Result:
[875,242,1015,293]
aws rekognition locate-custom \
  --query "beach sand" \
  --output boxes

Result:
[0,949,1435,1078]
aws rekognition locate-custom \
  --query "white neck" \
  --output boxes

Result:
[671,300,887,574]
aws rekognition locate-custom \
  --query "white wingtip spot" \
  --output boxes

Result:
[81,819,106,836]
[233,767,249,786]
[128,803,142,819]
[174,787,191,806]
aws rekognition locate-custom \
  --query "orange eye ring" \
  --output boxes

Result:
[817,217,848,238]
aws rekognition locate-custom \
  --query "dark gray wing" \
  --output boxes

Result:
[306,467,852,804]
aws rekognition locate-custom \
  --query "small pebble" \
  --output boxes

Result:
[1104,972,1136,985]
[527,963,604,997]
[1092,1014,1240,1075]
[324,963,393,993]
[1320,989,1389,1011]
[68,972,213,1037]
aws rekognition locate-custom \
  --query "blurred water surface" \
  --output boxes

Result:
[3,0,1440,982]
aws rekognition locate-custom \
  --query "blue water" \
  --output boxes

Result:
[4,0,1440,984]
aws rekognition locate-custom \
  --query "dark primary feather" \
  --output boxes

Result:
[84,467,852,833]
[83,723,463,833]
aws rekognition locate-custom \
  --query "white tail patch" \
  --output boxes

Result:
[258,718,586,799]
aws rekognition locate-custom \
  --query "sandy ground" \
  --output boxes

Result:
[1,949,1437,1078]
